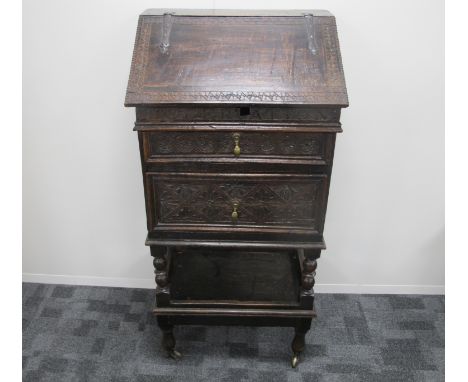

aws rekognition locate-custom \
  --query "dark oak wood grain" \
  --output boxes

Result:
[144,130,328,159]
[125,13,348,106]
[125,8,347,367]
[135,106,342,123]
[145,172,327,232]
[169,249,301,303]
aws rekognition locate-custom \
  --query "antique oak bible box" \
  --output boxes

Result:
[125,9,348,367]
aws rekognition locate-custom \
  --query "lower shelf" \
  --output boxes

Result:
[167,248,301,309]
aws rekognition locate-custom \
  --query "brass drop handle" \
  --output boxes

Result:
[231,202,239,223]
[233,133,241,156]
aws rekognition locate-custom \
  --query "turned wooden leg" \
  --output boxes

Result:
[152,247,181,358]
[301,257,317,297]
[152,246,171,307]
[157,316,181,359]
[298,249,319,310]
[291,319,312,368]
[292,249,320,368]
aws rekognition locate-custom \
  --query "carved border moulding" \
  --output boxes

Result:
[130,91,349,105]
[127,17,152,94]
[136,106,341,122]
[322,22,345,84]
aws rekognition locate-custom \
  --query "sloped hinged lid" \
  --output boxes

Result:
[125,9,348,107]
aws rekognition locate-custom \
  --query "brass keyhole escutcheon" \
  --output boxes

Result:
[233,133,241,156]
[231,202,239,223]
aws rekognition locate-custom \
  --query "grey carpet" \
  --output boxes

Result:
[22,283,444,381]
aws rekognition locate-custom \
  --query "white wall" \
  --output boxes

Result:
[23,0,444,294]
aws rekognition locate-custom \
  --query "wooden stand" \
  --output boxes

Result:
[151,246,318,367]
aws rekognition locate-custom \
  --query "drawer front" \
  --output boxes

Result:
[143,130,330,163]
[146,173,327,233]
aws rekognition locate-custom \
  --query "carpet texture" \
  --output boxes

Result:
[22,283,444,381]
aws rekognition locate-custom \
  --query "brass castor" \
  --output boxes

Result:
[167,349,182,359]
[291,353,300,368]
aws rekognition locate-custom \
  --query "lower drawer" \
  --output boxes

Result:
[145,172,328,234]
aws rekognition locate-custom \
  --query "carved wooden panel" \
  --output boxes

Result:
[136,106,341,123]
[147,173,327,229]
[125,14,348,106]
[145,131,326,159]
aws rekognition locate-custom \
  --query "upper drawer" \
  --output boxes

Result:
[141,129,335,165]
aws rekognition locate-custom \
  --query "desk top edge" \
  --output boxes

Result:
[141,9,334,17]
